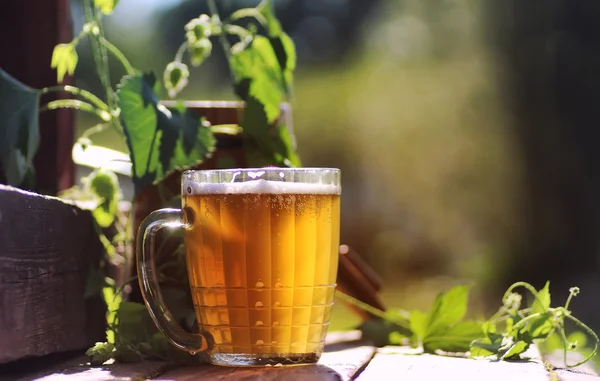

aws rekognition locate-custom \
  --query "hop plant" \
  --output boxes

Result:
[185,14,212,43]
[189,39,212,67]
[163,61,190,98]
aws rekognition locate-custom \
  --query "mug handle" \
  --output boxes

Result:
[136,208,212,353]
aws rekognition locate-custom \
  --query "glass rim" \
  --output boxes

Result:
[182,167,340,176]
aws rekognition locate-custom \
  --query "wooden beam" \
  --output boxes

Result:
[0,185,105,364]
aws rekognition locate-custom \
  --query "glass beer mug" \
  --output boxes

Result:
[137,168,341,366]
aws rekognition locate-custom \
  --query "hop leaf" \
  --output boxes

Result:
[51,43,78,83]
[185,14,212,44]
[163,61,190,98]
[188,39,212,67]
[87,169,121,228]
[86,342,115,365]
[88,169,119,202]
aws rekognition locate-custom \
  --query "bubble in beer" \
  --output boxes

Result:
[255,321,264,326]
[273,301,281,307]
[274,282,283,288]
[187,186,192,194]
[255,340,264,345]
[255,281,265,289]
[254,301,263,308]
[272,321,279,327]
[271,340,278,345]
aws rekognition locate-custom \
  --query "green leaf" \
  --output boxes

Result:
[259,0,296,91]
[531,281,550,314]
[278,33,296,91]
[103,284,122,343]
[93,201,117,228]
[408,286,476,353]
[117,301,147,324]
[481,321,498,340]
[161,287,191,323]
[103,285,122,314]
[528,312,554,340]
[275,124,301,167]
[470,337,501,357]
[389,331,406,345]
[409,309,428,342]
[5,151,29,187]
[230,36,284,123]
[0,69,41,187]
[51,43,78,83]
[259,0,282,36]
[114,346,143,363]
[501,340,529,360]
[423,321,482,352]
[95,0,119,14]
[228,25,299,167]
[538,331,564,353]
[240,97,300,167]
[117,73,216,195]
[359,317,411,347]
[86,342,115,365]
[427,285,471,336]
[89,169,120,202]
[88,169,121,227]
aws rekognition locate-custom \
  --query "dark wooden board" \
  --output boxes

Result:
[0,185,105,364]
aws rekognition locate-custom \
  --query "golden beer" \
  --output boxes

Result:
[182,179,340,361]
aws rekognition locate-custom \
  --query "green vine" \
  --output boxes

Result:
[348,282,599,368]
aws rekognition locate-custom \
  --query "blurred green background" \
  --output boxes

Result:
[72,0,600,332]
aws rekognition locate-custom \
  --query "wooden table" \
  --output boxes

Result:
[5,331,599,381]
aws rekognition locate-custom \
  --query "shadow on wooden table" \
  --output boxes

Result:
[154,364,342,381]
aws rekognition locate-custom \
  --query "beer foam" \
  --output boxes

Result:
[183,179,340,195]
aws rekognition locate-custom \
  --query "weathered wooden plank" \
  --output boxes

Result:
[5,358,171,381]
[155,339,375,381]
[0,185,105,364]
[10,331,373,381]
[543,350,600,381]
[552,370,600,381]
[319,345,376,381]
[355,346,599,381]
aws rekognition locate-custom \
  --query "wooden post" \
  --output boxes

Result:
[0,0,75,195]
[0,186,106,364]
